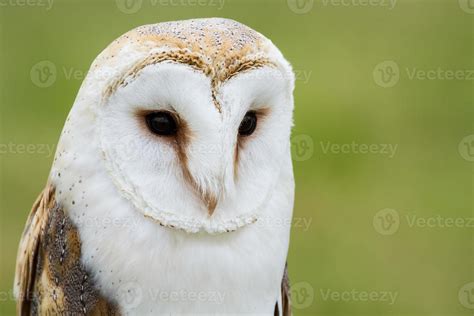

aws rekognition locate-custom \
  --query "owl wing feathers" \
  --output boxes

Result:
[14,185,54,315]
[281,263,292,315]
[275,263,292,316]
[14,184,119,315]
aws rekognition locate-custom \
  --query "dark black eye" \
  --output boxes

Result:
[145,112,177,136]
[238,111,257,136]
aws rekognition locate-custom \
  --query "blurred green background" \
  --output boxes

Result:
[0,0,473,315]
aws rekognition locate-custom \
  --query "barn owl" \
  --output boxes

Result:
[14,18,295,315]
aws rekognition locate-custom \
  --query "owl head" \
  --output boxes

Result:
[52,18,295,234]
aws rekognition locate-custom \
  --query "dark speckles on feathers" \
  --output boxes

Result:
[17,193,119,314]
[100,19,274,107]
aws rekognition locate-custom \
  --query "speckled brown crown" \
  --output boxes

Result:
[93,18,281,111]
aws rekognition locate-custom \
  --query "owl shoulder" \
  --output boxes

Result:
[14,185,119,315]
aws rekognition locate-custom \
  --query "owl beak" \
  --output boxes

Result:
[197,185,220,216]
[182,171,220,216]
[205,193,218,216]
[178,137,228,217]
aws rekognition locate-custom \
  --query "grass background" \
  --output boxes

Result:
[0,0,473,314]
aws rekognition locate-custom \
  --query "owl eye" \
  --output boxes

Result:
[238,111,258,136]
[145,112,178,136]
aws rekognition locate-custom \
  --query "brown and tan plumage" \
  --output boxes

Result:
[14,185,118,315]
[276,264,292,316]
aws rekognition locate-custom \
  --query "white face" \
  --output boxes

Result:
[98,61,293,232]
